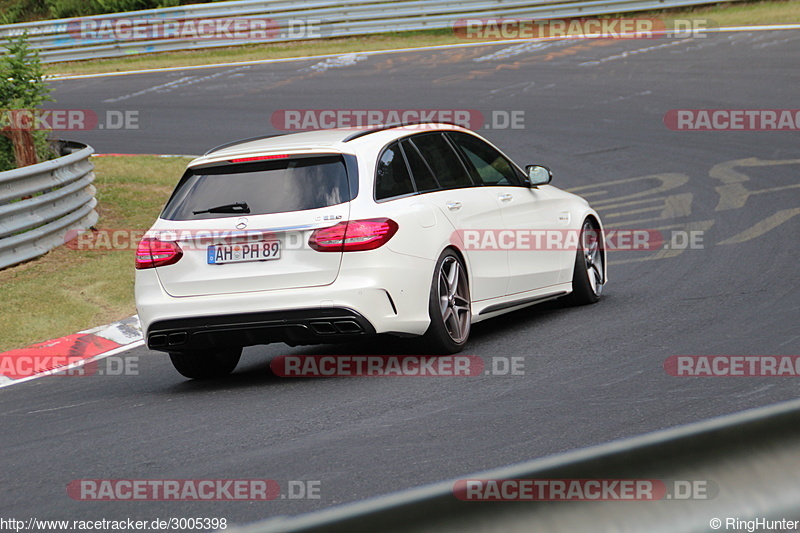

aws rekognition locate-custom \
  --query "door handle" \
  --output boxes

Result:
[445,201,462,211]
[498,193,513,202]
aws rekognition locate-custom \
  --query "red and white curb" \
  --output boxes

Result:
[0,316,144,388]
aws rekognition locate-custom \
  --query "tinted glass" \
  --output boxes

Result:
[162,156,350,220]
[375,142,416,201]
[409,133,473,189]
[400,139,440,192]
[448,132,520,186]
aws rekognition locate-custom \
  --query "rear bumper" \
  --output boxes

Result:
[135,249,436,351]
[147,308,376,352]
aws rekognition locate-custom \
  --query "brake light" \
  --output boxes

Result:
[229,154,290,163]
[135,238,183,269]
[309,218,399,252]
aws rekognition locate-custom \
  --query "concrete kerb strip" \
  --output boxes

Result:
[0,315,144,388]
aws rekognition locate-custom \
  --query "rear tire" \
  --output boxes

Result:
[169,348,242,379]
[422,251,471,354]
[567,218,605,306]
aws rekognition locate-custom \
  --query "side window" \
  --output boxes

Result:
[409,133,474,189]
[375,142,416,201]
[447,132,521,186]
[400,140,440,192]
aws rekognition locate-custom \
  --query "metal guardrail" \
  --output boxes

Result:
[0,141,97,270]
[228,397,800,532]
[0,0,735,64]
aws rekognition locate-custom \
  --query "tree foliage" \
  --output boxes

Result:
[0,32,56,170]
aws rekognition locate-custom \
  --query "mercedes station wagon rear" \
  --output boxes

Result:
[135,123,606,379]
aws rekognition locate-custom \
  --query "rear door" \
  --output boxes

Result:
[446,132,564,294]
[152,153,353,297]
[403,133,510,301]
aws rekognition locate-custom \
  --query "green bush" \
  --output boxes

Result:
[45,0,102,19]
[0,33,57,171]
[0,137,14,171]
[0,0,48,24]
[1,0,233,23]
[92,0,153,14]
[0,35,52,109]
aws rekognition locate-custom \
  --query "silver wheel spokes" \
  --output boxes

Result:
[582,223,604,296]
[438,257,471,343]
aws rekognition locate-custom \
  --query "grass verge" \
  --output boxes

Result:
[46,0,800,77]
[0,155,191,353]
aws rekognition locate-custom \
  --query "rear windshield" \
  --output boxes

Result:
[161,155,351,221]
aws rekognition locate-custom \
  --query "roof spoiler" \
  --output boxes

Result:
[342,121,467,143]
[203,133,289,155]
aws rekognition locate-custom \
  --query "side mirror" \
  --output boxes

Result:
[525,165,553,187]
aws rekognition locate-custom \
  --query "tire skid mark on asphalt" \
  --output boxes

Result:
[432,39,618,85]
[676,35,734,53]
[473,40,569,62]
[489,80,537,94]
[102,76,196,103]
[27,400,104,415]
[751,33,800,48]
[485,80,557,100]
[102,65,251,103]
[571,90,653,108]
[578,38,694,67]
[739,29,800,47]
[259,53,371,91]
[300,53,367,73]
[368,47,488,72]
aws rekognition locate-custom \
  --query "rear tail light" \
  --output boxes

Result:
[135,237,183,269]
[309,218,398,252]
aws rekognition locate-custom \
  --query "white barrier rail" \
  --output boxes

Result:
[0,141,97,270]
[0,0,734,63]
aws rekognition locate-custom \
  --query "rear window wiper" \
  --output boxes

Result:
[192,202,250,215]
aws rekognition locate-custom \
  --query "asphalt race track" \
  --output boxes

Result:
[2,30,799,526]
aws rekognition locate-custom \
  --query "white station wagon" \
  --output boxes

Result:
[135,123,606,379]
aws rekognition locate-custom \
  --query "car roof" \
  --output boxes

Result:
[189,122,472,166]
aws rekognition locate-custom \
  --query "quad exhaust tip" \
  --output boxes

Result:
[309,320,364,335]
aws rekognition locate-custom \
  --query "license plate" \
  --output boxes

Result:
[207,240,281,264]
